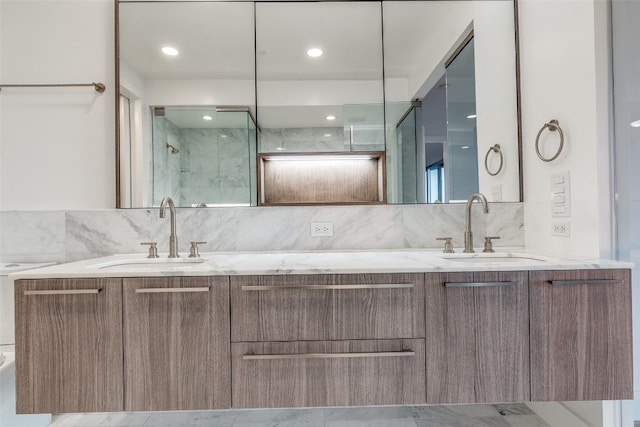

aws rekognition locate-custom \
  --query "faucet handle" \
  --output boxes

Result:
[140,242,159,258]
[436,237,455,253]
[483,236,501,253]
[189,241,207,258]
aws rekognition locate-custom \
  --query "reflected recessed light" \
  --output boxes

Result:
[307,48,323,58]
[202,115,213,121]
[324,133,332,137]
[326,115,336,121]
[161,46,179,56]
[461,146,470,149]
[220,134,228,138]
[276,147,286,151]
[631,119,640,128]
[466,114,477,119]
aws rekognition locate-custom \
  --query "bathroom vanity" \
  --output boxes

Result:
[11,251,633,414]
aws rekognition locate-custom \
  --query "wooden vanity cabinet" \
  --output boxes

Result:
[230,273,424,342]
[230,273,426,408]
[15,278,124,414]
[232,339,426,408]
[122,277,230,411]
[529,269,633,401]
[425,271,529,404]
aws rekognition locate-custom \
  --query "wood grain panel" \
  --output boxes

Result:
[232,339,425,408]
[530,269,633,401]
[15,278,123,414]
[258,152,385,205]
[425,271,529,403]
[231,274,424,342]
[123,276,230,411]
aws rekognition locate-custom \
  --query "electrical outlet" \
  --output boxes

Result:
[551,222,570,237]
[311,222,333,237]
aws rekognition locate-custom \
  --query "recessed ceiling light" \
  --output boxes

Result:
[307,48,323,58]
[466,114,477,119]
[202,115,213,121]
[326,115,336,121]
[324,133,332,137]
[276,147,286,151]
[161,46,179,56]
[220,134,228,138]
[631,119,640,128]
[461,146,470,149]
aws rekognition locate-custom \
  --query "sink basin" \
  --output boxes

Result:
[88,258,206,270]
[440,253,548,264]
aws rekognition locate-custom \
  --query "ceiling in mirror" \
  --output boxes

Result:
[116,0,521,208]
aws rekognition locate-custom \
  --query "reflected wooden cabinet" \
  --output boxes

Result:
[15,278,124,414]
[529,269,633,401]
[425,271,529,403]
[123,277,231,411]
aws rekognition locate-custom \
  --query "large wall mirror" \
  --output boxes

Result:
[116,0,521,208]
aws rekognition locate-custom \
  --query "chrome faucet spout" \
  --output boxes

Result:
[464,192,489,253]
[159,196,179,258]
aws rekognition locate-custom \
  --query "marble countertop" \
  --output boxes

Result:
[9,248,633,279]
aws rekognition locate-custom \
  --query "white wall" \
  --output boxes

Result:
[520,0,611,259]
[0,0,115,210]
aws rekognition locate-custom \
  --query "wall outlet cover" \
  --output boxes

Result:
[311,222,333,237]
[551,222,570,237]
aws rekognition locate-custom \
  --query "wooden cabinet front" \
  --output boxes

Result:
[529,269,633,401]
[232,339,425,408]
[231,273,424,342]
[425,271,529,404]
[15,278,124,414]
[123,277,230,411]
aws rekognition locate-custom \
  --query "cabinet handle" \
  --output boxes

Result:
[135,287,210,294]
[243,350,415,360]
[549,279,624,286]
[241,283,414,291]
[445,281,516,288]
[24,289,102,296]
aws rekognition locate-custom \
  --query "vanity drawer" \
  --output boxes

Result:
[232,338,425,408]
[230,273,424,341]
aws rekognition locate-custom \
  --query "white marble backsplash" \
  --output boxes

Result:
[0,203,523,263]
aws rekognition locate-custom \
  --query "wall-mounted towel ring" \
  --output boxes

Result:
[535,119,564,162]
[484,144,503,176]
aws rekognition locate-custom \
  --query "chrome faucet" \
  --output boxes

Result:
[464,192,489,253]
[159,196,179,258]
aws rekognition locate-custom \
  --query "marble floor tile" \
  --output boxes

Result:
[48,404,550,427]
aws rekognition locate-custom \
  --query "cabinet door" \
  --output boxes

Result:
[15,278,123,413]
[232,339,425,408]
[530,269,632,401]
[123,277,230,411]
[231,273,424,342]
[425,271,529,403]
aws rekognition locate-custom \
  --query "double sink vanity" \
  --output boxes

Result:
[11,247,633,414]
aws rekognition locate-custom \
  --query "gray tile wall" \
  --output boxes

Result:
[0,203,523,263]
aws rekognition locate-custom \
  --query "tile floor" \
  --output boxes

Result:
[49,404,550,427]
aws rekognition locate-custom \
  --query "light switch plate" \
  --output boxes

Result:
[551,172,571,217]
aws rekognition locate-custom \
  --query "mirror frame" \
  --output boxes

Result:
[114,0,523,208]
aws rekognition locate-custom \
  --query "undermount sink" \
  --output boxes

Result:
[440,253,548,264]
[88,258,206,270]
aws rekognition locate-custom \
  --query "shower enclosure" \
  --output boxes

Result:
[151,107,257,207]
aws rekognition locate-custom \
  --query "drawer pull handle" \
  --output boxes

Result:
[549,279,624,286]
[445,281,516,288]
[24,289,102,296]
[241,283,414,291]
[243,350,415,360]
[135,287,210,294]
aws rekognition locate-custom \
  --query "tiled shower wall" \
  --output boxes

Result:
[0,203,523,263]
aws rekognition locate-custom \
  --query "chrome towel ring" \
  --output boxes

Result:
[484,144,503,176]
[535,119,564,162]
